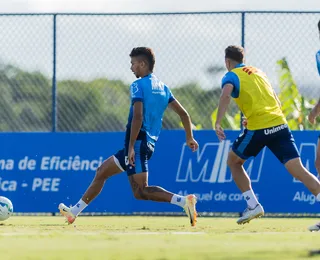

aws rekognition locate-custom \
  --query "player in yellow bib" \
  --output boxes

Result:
[215,45,320,225]
[227,65,286,130]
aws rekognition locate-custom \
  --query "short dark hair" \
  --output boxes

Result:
[318,20,320,31]
[129,47,155,72]
[225,45,245,63]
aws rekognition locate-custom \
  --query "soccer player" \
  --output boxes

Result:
[59,47,199,226]
[307,20,320,232]
[215,45,320,225]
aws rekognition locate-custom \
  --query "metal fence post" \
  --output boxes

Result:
[52,14,57,132]
[240,11,246,130]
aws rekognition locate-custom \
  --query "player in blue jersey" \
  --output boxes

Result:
[58,47,199,226]
[308,20,320,232]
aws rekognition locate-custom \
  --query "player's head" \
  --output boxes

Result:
[224,45,245,71]
[130,47,155,78]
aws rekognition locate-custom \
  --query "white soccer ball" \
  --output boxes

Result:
[0,196,13,221]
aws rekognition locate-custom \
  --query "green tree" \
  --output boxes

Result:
[57,78,130,131]
[163,82,222,130]
[277,58,320,130]
[0,65,51,131]
[3,59,317,132]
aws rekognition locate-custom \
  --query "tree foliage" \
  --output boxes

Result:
[0,60,318,132]
[277,58,320,130]
[210,58,320,131]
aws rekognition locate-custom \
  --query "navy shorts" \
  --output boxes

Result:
[232,124,300,164]
[113,140,154,176]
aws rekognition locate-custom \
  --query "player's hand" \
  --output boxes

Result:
[242,117,248,128]
[215,123,226,141]
[187,137,199,152]
[128,147,135,166]
[308,109,317,124]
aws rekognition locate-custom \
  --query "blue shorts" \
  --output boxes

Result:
[113,139,154,176]
[232,124,300,164]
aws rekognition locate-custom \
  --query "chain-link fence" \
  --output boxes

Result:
[0,12,319,132]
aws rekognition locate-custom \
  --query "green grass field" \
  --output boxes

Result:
[1,216,320,260]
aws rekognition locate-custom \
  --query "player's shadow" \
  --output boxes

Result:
[0,223,12,226]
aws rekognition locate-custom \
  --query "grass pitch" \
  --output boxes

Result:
[0,216,320,259]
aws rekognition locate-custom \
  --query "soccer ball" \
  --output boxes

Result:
[0,196,13,221]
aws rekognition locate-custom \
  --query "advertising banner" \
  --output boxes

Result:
[0,130,318,214]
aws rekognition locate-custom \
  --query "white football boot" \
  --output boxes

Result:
[183,194,197,227]
[58,203,76,224]
[308,222,320,232]
[237,204,264,225]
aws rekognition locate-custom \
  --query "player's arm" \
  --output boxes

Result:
[215,84,233,141]
[308,98,320,124]
[128,101,143,165]
[216,84,233,124]
[168,100,198,152]
[130,101,143,146]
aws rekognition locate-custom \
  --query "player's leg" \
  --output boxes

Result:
[128,172,197,226]
[267,126,320,196]
[285,157,320,232]
[128,172,173,202]
[127,140,197,226]
[227,151,251,192]
[228,129,265,224]
[59,150,125,224]
[306,137,320,231]
[266,127,320,231]
[80,153,125,204]
[285,158,320,195]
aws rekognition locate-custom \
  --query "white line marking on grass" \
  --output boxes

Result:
[171,232,206,235]
[108,231,206,235]
[2,231,316,236]
[0,231,206,236]
[227,231,311,235]
[0,233,43,236]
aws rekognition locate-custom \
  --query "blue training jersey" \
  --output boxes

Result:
[125,73,175,146]
[316,50,320,75]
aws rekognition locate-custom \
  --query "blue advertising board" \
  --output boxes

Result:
[0,130,319,214]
